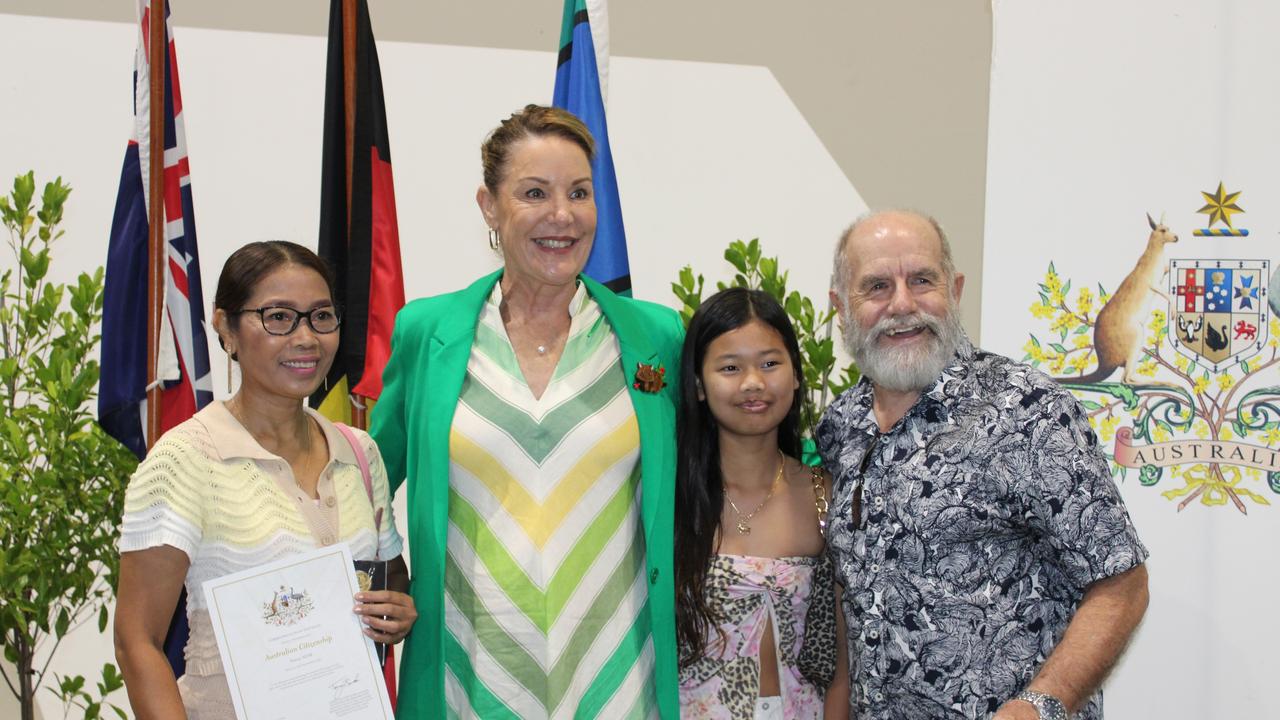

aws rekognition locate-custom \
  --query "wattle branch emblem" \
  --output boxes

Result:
[1025,185,1280,514]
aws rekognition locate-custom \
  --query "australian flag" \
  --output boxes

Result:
[99,0,211,676]
[100,0,212,458]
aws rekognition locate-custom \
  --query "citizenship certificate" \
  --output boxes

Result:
[203,544,394,720]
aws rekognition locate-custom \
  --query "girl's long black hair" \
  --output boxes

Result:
[674,287,805,668]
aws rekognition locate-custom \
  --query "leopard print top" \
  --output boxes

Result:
[677,554,828,719]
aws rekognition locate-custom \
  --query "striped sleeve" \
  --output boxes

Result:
[118,428,206,559]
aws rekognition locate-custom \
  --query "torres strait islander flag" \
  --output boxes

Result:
[553,0,632,295]
[98,0,211,676]
[311,0,405,424]
[311,0,405,703]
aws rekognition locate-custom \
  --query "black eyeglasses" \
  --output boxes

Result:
[235,306,341,336]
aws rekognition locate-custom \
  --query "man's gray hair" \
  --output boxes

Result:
[830,209,957,303]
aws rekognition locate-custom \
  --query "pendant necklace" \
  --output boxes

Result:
[228,398,315,490]
[725,450,785,535]
[499,296,561,357]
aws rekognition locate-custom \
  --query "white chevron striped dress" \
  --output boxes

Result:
[443,283,657,719]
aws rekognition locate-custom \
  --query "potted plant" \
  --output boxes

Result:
[0,172,136,720]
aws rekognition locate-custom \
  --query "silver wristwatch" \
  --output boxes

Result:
[1014,690,1069,720]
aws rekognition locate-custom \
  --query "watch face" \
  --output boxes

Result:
[1018,691,1068,720]
[1041,697,1068,720]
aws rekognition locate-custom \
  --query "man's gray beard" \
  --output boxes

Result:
[842,303,964,393]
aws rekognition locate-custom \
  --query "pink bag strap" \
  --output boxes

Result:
[335,422,383,559]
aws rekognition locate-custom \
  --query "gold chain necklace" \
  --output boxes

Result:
[725,450,785,535]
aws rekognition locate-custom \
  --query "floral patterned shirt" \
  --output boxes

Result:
[679,554,827,720]
[817,336,1148,719]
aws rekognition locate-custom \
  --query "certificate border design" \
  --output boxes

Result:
[204,544,393,719]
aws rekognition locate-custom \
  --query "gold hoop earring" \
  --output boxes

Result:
[488,228,500,250]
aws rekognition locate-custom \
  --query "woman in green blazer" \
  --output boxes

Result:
[371,105,683,719]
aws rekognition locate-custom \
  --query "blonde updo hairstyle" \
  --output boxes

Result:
[480,104,596,192]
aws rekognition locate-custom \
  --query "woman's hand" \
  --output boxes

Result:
[353,589,418,644]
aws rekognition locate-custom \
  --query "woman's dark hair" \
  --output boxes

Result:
[213,240,337,357]
[674,287,805,668]
[480,104,596,192]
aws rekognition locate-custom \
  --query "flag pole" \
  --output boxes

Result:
[342,0,356,221]
[341,0,369,430]
[146,0,166,449]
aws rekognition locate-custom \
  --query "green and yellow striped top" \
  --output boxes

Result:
[443,283,657,719]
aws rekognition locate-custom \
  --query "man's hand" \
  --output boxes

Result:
[1003,563,1149,716]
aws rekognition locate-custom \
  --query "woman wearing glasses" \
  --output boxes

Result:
[114,241,417,719]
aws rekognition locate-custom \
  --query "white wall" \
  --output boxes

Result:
[0,13,864,717]
[984,1,1280,717]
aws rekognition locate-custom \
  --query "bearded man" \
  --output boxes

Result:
[817,210,1149,720]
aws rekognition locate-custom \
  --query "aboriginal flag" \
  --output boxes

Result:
[311,0,405,423]
[312,0,405,703]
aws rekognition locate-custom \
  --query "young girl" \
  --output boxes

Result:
[676,288,849,719]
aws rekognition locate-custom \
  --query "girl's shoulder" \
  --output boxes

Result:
[785,456,831,496]
[783,457,832,536]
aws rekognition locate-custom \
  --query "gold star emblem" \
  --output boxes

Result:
[1196,182,1244,229]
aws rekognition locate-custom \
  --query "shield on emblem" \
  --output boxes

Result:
[1168,259,1269,371]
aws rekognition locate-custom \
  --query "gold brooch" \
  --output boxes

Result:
[633,362,667,393]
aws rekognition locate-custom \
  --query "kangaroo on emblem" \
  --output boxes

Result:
[1065,213,1177,384]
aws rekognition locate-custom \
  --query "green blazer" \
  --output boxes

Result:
[370,270,684,719]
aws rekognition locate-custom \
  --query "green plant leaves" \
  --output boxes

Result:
[49,663,127,719]
[1,172,132,714]
[20,247,50,282]
[37,176,70,228]
[9,171,35,219]
[671,265,706,325]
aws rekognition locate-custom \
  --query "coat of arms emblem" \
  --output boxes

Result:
[262,585,314,627]
[1168,259,1269,371]
[1023,183,1280,514]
